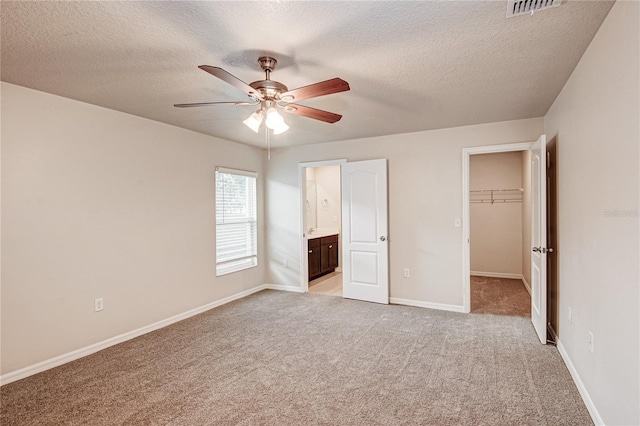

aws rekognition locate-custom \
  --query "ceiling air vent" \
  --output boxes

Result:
[507,0,562,17]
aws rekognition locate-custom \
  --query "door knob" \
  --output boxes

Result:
[533,247,553,253]
[380,236,386,241]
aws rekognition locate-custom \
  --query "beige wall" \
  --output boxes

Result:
[470,152,523,276]
[1,83,266,374]
[521,150,532,287]
[314,166,341,231]
[544,1,639,424]
[266,118,543,305]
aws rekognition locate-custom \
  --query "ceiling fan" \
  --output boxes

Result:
[175,56,350,135]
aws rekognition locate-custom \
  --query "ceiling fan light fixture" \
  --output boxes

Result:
[243,111,263,133]
[265,107,288,134]
[272,122,289,135]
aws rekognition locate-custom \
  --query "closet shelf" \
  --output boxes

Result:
[470,188,523,205]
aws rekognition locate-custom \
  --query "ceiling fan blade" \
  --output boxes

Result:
[282,104,342,124]
[279,78,350,102]
[198,65,264,100]
[174,101,255,108]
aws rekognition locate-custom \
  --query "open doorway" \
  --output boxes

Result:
[305,165,343,297]
[469,151,531,317]
[462,137,558,343]
[299,158,389,304]
[462,142,533,315]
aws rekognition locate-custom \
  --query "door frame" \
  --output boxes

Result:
[298,159,347,292]
[461,142,534,313]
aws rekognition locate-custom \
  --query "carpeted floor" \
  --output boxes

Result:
[1,290,591,425]
[471,275,531,317]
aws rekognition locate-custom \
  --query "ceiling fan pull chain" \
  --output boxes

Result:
[266,127,271,160]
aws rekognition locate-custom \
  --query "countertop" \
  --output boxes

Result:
[307,228,339,239]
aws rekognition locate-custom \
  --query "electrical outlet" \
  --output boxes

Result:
[95,298,104,312]
[587,331,594,353]
[568,307,572,324]
[403,268,410,278]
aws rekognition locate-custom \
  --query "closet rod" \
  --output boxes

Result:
[469,187,523,193]
[470,199,521,204]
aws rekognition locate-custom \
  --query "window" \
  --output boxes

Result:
[215,167,257,276]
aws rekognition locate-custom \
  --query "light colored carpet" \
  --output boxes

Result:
[471,275,531,317]
[1,290,591,425]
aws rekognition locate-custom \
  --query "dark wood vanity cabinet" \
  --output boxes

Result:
[308,234,339,281]
[308,238,321,279]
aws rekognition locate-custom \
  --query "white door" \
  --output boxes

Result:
[341,159,389,304]
[531,134,548,344]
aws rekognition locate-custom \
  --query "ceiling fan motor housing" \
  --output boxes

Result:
[251,56,288,100]
[249,79,288,100]
[258,56,277,72]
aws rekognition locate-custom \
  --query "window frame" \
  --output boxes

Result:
[215,166,258,276]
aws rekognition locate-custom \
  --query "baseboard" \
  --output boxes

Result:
[264,284,305,293]
[389,297,465,313]
[0,284,268,386]
[557,341,604,425]
[471,271,523,280]
[521,275,531,295]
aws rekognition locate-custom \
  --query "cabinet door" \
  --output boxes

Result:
[308,246,321,279]
[327,242,338,270]
[321,244,330,273]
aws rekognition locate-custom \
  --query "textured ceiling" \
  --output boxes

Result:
[1,1,614,148]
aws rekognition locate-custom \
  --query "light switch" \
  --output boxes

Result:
[454,218,461,228]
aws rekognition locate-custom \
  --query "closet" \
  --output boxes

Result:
[469,151,531,316]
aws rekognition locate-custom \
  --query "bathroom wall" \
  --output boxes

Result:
[305,168,317,230]
[313,165,341,231]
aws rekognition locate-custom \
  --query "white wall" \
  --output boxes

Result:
[314,166,341,230]
[304,168,317,230]
[521,150,532,287]
[1,83,266,375]
[544,1,639,424]
[470,152,522,276]
[266,118,543,306]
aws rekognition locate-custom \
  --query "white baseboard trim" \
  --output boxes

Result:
[521,275,531,295]
[389,297,465,313]
[471,271,523,280]
[557,341,604,426]
[0,284,268,387]
[264,284,305,293]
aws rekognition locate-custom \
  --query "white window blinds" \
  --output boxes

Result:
[215,167,257,276]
